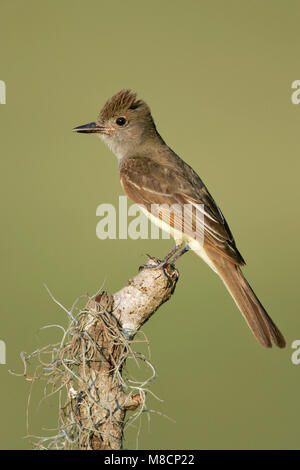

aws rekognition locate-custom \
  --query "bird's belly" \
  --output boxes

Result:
[188,239,218,273]
[139,206,218,273]
[139,205,185,245]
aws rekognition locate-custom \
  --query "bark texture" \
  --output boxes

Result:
[74,261,179,450]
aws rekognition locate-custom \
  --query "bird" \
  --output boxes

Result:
[73,89,285,349]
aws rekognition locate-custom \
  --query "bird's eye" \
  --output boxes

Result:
[116,117,126,126]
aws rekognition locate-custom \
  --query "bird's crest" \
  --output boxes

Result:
[98,90,143,122]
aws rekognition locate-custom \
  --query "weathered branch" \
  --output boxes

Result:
[73,260,179,450]
[10,258,179,450]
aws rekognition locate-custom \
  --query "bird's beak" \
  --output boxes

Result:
[72,122,112,134]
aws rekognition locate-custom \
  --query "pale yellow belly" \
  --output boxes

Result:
[139,206,218,273]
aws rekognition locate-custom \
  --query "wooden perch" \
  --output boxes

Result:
[73,259,179,450]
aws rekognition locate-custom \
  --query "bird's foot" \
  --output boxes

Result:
[139,244,183,271]
[138,254,166,271]
[138,254,175,287]
[139,244,191,270]
[138,244,189,287]
[168,244,191,264]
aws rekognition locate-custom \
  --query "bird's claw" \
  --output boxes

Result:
[139,253,166,271]
[139,254,175,287]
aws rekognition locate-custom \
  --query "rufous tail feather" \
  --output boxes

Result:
[212,259,285,348]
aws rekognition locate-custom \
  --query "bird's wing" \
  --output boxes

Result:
[119,156,245,266]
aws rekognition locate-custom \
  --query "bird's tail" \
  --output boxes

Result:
[210,257,285,348]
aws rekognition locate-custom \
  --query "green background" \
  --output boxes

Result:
[1,0,299,449]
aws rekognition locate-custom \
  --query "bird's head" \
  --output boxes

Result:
[73,90,157,159]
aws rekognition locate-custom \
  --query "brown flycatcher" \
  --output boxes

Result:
[73,90,285,349]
